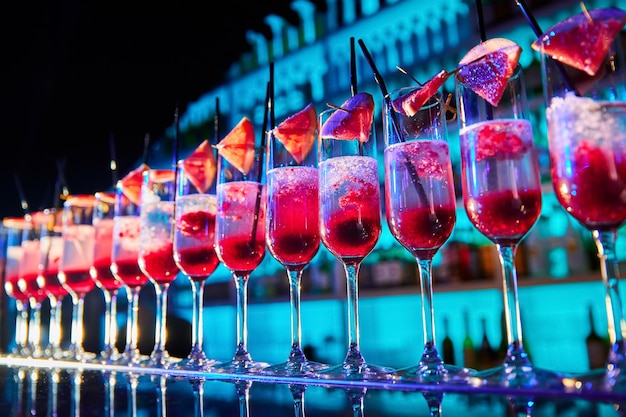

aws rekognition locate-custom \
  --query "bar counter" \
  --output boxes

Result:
[0,356,623,416]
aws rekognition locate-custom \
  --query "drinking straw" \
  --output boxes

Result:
[12,172,30,215]
[172,103,180,196]
[213,97,220,145]
[350,37,358,96]
[142,133,151,166]
[109,133,118,188]
[474,0,494,120]
[357,39,429,206]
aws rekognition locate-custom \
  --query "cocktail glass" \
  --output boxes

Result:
[59,194,97,362]
[455,63,563,388]
[261,122,326,377]
[91,191,124,363]
[3,216,32,357]
[383,87,471,383]
[172,158,221,371]
[538,34,626,390]
[213,147,268,374]
[138,168,180,368]
[111,180,149,366]
[316,106,395,381]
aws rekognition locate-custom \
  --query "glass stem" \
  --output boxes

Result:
[236,382,251,417]
[289,384,306,417]
[344,262,364,365]
[192,379,205,417]
[101,289,112,355]
[423,392,443,417]
[233,274,252,363]
[27,299,41,355]
[15,300,29,352]
[496,244,529,366]
[190,279,207,355]
[152,283,170,357]
[592,230,626,366]
[287,268,305,362]
[69,295,86,356]
[108,289,119,355]
[49,297,63,354]
[124,286,142,359]
[417,257,441,364]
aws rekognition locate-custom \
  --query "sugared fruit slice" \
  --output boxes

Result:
[320,93,374,142]
[214,117,256,175]
[183,139,217,193]
[391,70,449,116]
[457,38,521,106]
[119,163,150,206]
[273,103,317,163]
[531,7,626,76]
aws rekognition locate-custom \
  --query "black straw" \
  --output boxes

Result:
[142,133,151,166]
[213,97,220,145]
[350,37,358,96]
[12,172,30,215]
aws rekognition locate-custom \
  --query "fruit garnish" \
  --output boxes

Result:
[320,92,375,142]
[119,163,150,206]
[391,70,450,116]
[273,103,317,163]
[531,7,626,76]
[457,38,522,106]
[179,210,216,238]
[469,120,532,162]
[183,139,217,193]
[214,117,256,175]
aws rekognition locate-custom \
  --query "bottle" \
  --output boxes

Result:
[441,316,455,365]
[462,309,476,369]
[476,317,495,370]
[585,304,609,370]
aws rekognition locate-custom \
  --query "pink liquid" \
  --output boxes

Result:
[4,279,29,303]
[551,142,626,231]
[267,167,320,267]
[59,269,96,298]
[19,272,49,303]
[139,243,179,284]
[175,246,220,281]
[388,205,456,259]
[91,259,124,291]
[216,236,265,275]
[322,210,381,262]
[111,259,149,289]
[40,271,67,300]
[464,189,542,246]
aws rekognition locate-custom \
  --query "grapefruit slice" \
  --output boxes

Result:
[391,70,449,116]
[320,92,375,142]
[183,139,217,193]
[457,38,521,106]
[273,103,317,163]
[119,163,150,206]
[214,117,256,175]
[531,7,626,76]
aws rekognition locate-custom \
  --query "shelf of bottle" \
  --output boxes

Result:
[0,355,622,403]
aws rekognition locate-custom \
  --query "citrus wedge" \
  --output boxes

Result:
[214,117,256,175]
[457,38,521,106]
[320,92,375,142]
[531,7,626,76]
[183,139,217,193]
[273,103,317,163]
[391,70,449,116]
[119,163,150,206]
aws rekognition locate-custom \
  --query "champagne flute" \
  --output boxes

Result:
[91,191,124,363]
[316,97,395,381]
[3,216,32,357]
[383,87,470,383]
[455,62,563,388]
[111,179,150,366]
[172,155,221,371]
[536,12,626,390]
[138,168,180,368]
[58,194,97,362]
[262,111,327,377]
[213,146,268,374]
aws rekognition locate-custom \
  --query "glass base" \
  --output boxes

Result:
[316,361,396,382]
[212,358,270,375]
[565,366,626,393]
[467,363,566,391]
[140,349,174,369]
[396,362,474,384]
[260,359,329,378]
[170,351,219,372]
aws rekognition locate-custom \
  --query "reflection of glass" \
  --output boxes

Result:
[3,216,32,357]
[91,191,124,363]
[214,148,268,374]
[138,168,179,368]
[383,87,470,384]
[59,194,97,362]
[111,181,149,365]
[539,37,626,391]
[173,159,220,371]
[455,64,562,389]
[262,128,326,377]
[316,107,394,381]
